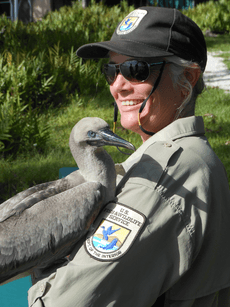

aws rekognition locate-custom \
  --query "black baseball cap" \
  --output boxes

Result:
[76,7,207,72]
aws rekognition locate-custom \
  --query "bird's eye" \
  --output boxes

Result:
[88,130,96,138]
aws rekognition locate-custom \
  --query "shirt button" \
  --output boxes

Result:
[164,143,172,147]
[40,283,46,293]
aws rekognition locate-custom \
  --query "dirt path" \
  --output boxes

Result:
[203,52,230,94]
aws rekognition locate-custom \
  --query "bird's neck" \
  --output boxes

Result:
[76,147,116,203]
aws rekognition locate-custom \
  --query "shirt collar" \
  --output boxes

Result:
[122,116,205,172]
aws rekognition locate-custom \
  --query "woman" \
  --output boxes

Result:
[28,7,230,307]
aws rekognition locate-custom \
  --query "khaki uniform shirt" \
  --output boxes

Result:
[28,116,230,307]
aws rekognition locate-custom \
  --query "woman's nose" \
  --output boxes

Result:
[111,73,131,92]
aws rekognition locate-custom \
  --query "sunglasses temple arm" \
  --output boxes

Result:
[138,61,166,136]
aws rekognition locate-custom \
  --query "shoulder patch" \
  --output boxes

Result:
[116,9,147,35]
[84,202,146,261]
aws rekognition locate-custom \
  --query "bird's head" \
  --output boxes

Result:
[69,117,135,156]
[69,117,134,199]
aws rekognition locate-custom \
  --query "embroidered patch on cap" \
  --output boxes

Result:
[116,9,147,35]
[85,202,146,261]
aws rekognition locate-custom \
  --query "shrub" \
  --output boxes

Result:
[0,1,134,157]
[0,91,50,157]
[0,0,134,106]
[183,0,230,33]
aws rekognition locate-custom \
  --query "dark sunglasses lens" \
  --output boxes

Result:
[103,64,116,85]
[103,61,150,84]
[121,61,149,82]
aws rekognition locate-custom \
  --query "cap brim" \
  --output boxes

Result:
[76,40,174,59]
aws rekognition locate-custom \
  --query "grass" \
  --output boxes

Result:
[0,34,230,203]
[221,52,230,70]
[205,34,230,52]
[195,88,230,178]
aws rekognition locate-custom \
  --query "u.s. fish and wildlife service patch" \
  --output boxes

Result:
[116,9,147,35]
[85,202,146,261]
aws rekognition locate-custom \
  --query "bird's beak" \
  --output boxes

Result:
[88,128,136,151]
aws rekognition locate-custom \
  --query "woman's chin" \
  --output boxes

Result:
[121,118,138,132]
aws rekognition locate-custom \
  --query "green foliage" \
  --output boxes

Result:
[0,90,50,157]
[0,1,134,157]
[204,33,230,53]
[196,88,230,181]
[0,54,51,155]
[183,0,230,33]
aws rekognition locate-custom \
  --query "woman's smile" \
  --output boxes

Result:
[121,100,144,106]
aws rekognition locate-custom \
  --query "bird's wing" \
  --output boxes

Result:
[0,170,85,223]
[107,226,113,234]
[0,181,105,284]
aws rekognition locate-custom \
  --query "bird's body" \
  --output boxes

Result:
[0,117,135,285]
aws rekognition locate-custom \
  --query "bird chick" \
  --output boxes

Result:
[0,117,135,285]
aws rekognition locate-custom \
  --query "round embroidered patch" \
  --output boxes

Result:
[85,202,146,261]
[116,9,147,35]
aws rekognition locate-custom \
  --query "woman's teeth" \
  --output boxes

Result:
[122,100,142,106]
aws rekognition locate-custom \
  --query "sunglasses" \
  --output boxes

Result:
[103,60,164,85]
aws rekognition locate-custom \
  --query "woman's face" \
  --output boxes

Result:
[109,52,184,142]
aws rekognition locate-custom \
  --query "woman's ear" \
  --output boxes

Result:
[184,64,201,88]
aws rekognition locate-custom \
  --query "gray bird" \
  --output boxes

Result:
[0,117,135,285]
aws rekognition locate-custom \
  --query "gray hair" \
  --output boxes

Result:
[165,56,205,120]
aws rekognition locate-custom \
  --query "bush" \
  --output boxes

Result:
[183,0,230,33]
[0,91,50,158]
[0,1,134,157]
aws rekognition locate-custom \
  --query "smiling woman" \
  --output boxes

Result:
[27,6,230,307]
[108,52,198,141]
